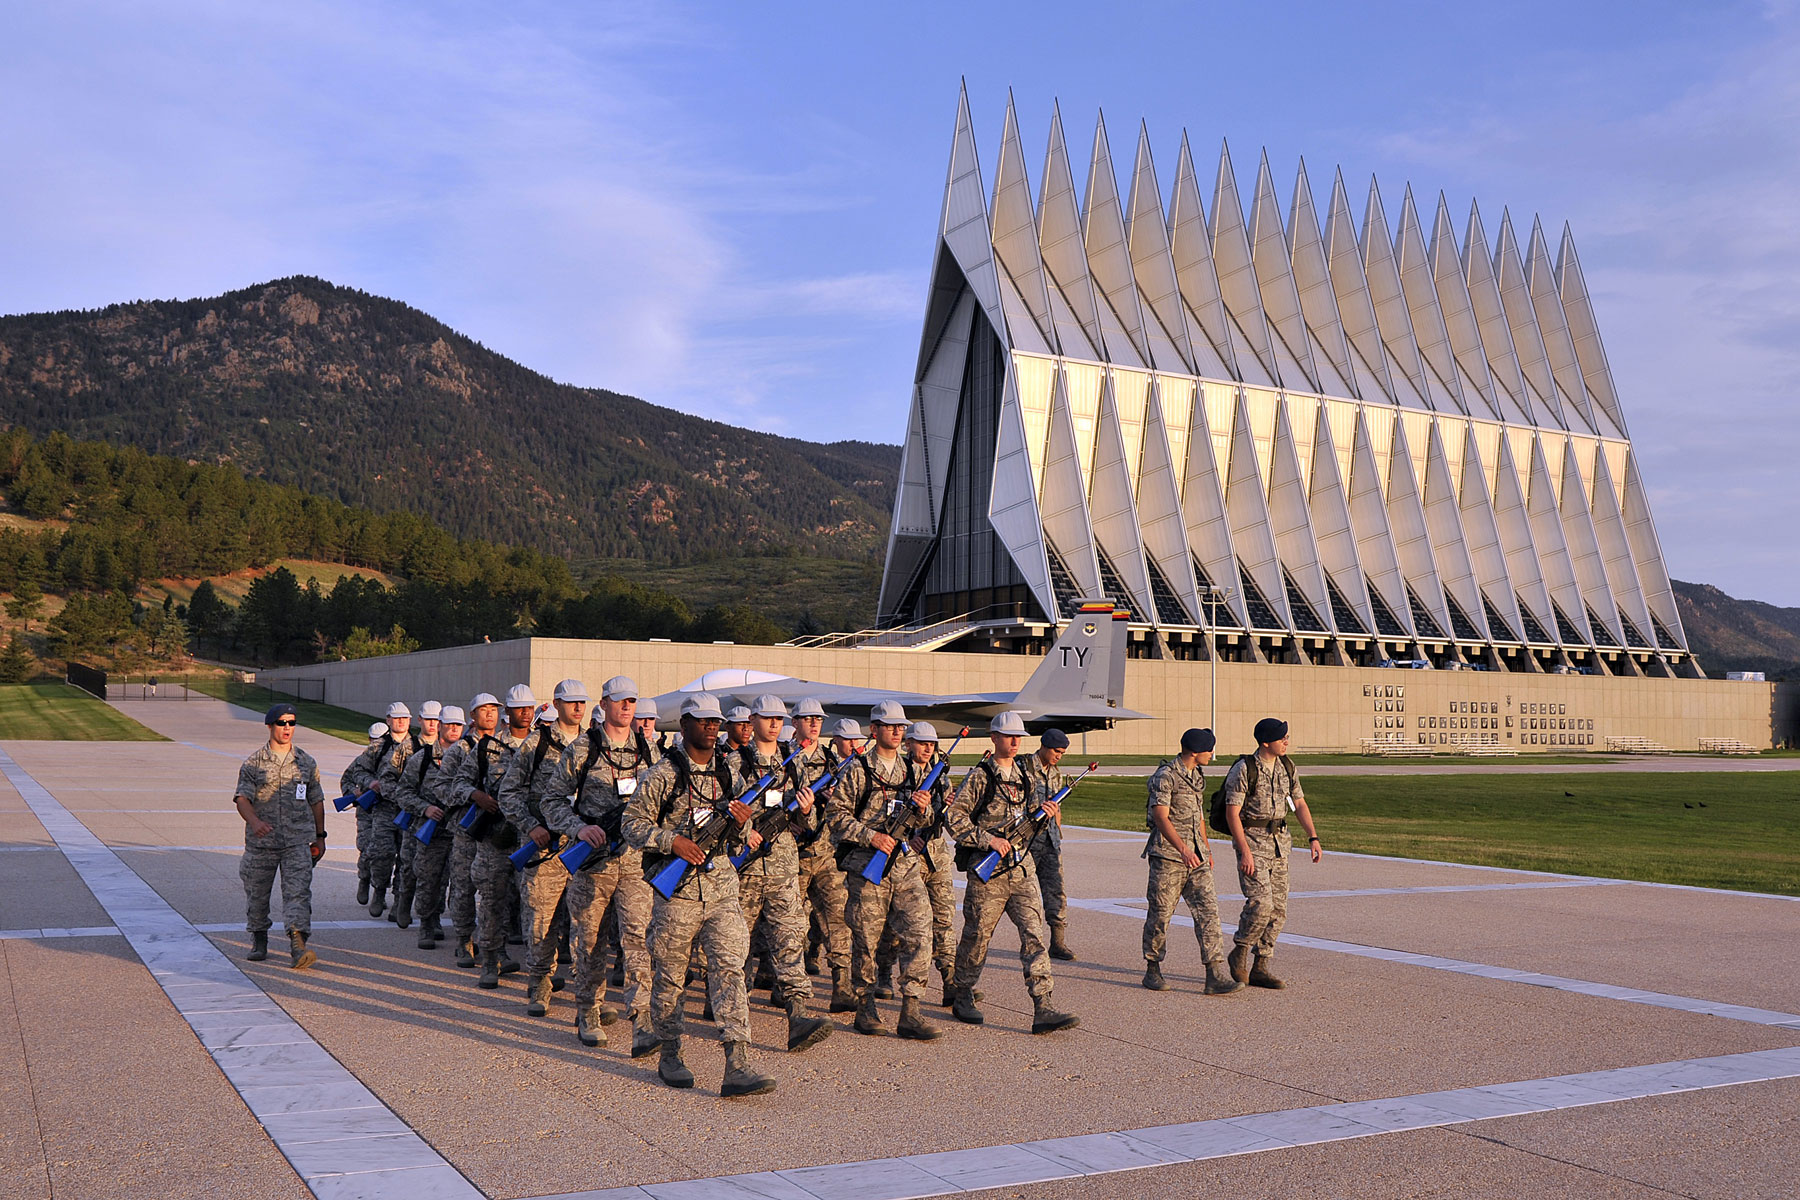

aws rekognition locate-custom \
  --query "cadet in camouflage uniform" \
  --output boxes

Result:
[497,680,587,1017]
[827,701,941,1041]
[1223,718,1323,989]
[875,722,959,1006]
[391,701,443,929]
[344,720,385,907]
[1141,728,1241,995]
[727,694,831,1053]
[392,706,465,949]
[945,710,1077,1035]
[438,692,500,967]
[342,701,422,919]
[623,693,776,1097]
[233,703,325,969]
[538,675,659,1055]
[722,706,753,753]
[451,685,535,987]
[1022,729,1074,961]
[796,706,854,1012]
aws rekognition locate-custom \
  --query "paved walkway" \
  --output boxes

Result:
[0,697,1794,1199]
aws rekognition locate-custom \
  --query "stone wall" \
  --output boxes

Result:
[257,637,1780,757]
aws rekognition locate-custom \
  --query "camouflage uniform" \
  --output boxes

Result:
[236,744,324,935]
[497,723,579,982]
[1022,752,1068,939]
[623,749,752,1044]
[1224,754,1302,954]
[539,726,658,1024]
[449,728,527,959]
[434,732,483,946]
[730,743,821,1003]
[946,756,1054,1004]
[798,744,851,976]
[391,741,455,930]
[877,750,955,984]
[1141,759,1229,966]
[828,750,933,1002]
[343,732,420,902]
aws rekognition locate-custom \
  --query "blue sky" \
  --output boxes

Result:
[3,1,1797,603]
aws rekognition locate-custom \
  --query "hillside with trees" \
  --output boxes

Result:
[0,277,899,565]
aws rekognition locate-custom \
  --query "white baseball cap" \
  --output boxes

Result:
[906,721,939,743]
[368,722,388,741]
[419,700,443,720]
[724,705,752,723]
[636,697,660,720]
[504,684,536,708]
[385,701,411,720]
[680,693,725,721]
[829,717,863,740]
[752,693,788,719]
[602,675,639,702]
[439,706,466,725]
[553,679,590,703]
[794,697,825,719]
[989,711,1027,736]
[870,700,909,727]
[469,692,500,711]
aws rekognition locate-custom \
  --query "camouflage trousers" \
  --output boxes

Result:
[395,823,420,917]
[1143,854,1229,965]
[953,854,1053,1003]
[566,850,652,1017]
[877,851,954,979]
[409,825,455,925]
[363,800,403,895]
[473,839,519,957]
[1029,831,1066,931]
[355,803,373,884]
[648,892,751,1043]
[241,843,314,935]
[519,853,572,978]
[446,828,479,939]
[1234,827,1290,952]
[738,873,812,1000]
[846,857,931,1001]
[798,850,850,971]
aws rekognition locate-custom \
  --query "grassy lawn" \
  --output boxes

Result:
[185,676,372,744]
[0,682,167,741]
[1062,771,1800,896]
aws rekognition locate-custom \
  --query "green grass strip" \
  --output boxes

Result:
[1063,770,1800,897]
[0,682,167,741]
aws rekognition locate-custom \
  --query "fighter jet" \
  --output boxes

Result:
[649,599,1148,734]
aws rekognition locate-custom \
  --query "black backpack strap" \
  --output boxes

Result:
[525,732,554,784]
[571,728,604,797]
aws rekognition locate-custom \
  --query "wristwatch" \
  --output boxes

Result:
[315,829,328,839]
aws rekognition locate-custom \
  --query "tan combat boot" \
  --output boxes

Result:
[657,1038,694,1088]
[829,967,857,1013]
[288,930,316,970]
[720,1041,775,1097]
[526,974,553,1016]
[896,996,941,1041]
[1248,951,1285,990]
[785,995,832,1052]
[1228,943,1253,984]
[1206,959,1244,995]
[576,1002,608,1048]
[1030,996,1078,1034]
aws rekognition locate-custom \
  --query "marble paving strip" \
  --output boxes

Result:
[526,1046,1800,1200]
[1068,899,1800,1029]
[0,747,482,1200]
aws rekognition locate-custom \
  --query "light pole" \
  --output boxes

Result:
[1202,585,1235,731]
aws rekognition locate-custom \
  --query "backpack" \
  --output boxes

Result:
[1208,754,1297,835]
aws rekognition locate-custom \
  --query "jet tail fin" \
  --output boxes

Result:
[1012,599,1126,717]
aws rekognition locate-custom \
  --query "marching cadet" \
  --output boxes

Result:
[233,704,324,969]
[729,694,831,1053]
[723,706,753,753]
[827,701,941,1041]
[945,711,1078,1035]
[623,693,776,1097]
[1022,729,1075,961]
[497,680,588,1017]
[391,700,443,929]
[1223,718,1323,990]
[538,676,660,1055]
[438,693,499,967]
[634,697,666,754]
[392,705,465,949]
[342,701,420,919]
[1141,728,1241,995]
[453,684,535,988]
[796,704,854,1013]
[874,722,958,1006]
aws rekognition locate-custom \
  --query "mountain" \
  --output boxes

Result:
[0,277,900,565]
[1673,580,1800,680]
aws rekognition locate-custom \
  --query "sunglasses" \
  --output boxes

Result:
[274,719,298,727]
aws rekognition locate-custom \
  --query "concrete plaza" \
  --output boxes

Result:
[1,697,1795,1199]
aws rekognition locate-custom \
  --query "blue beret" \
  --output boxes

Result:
[1041,728,1070,750]
[1253,717,1288,745]
[1181,727,1216,753]
[264,703,298,726]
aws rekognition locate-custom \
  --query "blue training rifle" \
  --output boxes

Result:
[649,746,802,899]
[972,761,1100,882]
[859,727,969,884]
